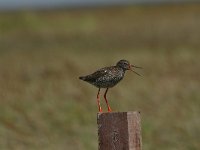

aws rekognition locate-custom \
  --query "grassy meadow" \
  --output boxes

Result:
[0,4,200,150]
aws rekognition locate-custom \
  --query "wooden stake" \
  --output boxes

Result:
[97,111,142,150]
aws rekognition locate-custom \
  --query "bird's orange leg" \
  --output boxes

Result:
[97,88,102,112]
[104,88,112,112]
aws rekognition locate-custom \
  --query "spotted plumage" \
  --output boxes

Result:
[80,66,124,88]
[79,59,142,112]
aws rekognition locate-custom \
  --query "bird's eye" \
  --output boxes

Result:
[124,62,128,65]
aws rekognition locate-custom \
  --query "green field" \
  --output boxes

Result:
[0,4,200,150]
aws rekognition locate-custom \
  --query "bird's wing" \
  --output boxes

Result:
[83,67,109,82]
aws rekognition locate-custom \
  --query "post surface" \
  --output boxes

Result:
[97,111,142,150]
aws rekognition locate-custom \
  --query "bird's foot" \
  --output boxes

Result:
[108,106,112,112]
[99,107,103,112]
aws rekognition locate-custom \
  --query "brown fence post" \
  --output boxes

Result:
[97,111,142,150]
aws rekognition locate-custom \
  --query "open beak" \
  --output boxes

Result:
[129,64,142,76]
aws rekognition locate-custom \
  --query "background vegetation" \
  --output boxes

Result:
[0,4,200,150]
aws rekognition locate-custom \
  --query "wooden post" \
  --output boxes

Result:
[97,111,142,150]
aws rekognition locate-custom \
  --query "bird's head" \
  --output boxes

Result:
[116,59,142,76]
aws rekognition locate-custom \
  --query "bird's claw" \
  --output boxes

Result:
[99,107,103,112]
[108,107,112,112]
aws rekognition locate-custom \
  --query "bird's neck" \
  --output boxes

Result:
[121,67,127,73]
[116,66,126,74]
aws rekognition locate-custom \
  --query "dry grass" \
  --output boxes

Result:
[0,4,200,150]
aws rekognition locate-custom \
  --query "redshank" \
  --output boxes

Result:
[79,59,142,112]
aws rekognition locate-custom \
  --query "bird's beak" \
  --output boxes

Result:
[129,64,142,76]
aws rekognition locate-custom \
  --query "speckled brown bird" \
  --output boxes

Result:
[79,59,142,112]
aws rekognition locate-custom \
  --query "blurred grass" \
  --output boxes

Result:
[0,4,200,150]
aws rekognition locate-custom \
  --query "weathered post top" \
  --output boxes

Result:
[97,111,142,150]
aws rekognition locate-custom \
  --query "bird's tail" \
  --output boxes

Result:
[79,76,86,80]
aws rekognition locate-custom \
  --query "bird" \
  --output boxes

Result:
[79,59,142,112]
